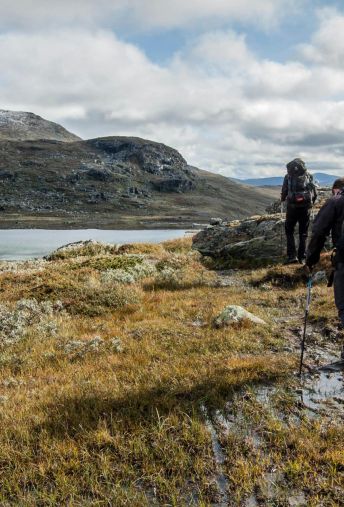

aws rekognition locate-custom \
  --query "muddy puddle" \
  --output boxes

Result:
[200,367,343,505]
[301,367,344,414]
[200,404,229,506]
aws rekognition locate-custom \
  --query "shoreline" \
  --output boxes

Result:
[0,213,206,230]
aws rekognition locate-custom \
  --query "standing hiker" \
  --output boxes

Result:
[306,178,344,360]
[281,158,317,264]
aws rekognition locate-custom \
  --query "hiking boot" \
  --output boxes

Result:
[284,257,299,265]
[298,255,306,264]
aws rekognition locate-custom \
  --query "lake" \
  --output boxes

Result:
[0,229,189,261]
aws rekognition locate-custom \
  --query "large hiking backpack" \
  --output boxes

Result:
[286,158,314,207]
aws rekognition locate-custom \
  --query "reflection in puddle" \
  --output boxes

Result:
[201,371,342,505]
[214,409,263,449]
[200,404,229,506]
[245,494,259,506]
[301,370,344,412]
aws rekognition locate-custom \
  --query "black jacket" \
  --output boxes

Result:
[306,192,344,267]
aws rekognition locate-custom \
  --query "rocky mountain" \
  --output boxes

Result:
[0,111,279,228]
[0,110,80,142]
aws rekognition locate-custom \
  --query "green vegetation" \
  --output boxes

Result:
[0,239,342,506]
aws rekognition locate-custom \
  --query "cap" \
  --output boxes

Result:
[332,178,344,190]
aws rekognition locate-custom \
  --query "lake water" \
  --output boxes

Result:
[0,229,189,261]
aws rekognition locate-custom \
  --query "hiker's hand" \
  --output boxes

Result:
[305,258,313,272]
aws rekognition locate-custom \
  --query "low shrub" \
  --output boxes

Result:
[79,254,146,272]
[151,262,216,290]
[0,298,63,347]
[60,284,143,316]
[101,258,157,285]
[47,241,118,260]
[117,243,164,255]
[13,268,143,316]
[161,237,193,253]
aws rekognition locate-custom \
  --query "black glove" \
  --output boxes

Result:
[306,252,319,270]
[305,260,313,272]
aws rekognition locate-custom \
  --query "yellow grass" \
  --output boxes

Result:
[0,239,342,505]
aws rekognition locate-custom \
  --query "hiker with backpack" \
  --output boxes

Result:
[306,178,344,361]
[281,158,317,264]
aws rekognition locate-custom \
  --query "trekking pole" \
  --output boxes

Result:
[280,200,284,258]
[299,274,313,376]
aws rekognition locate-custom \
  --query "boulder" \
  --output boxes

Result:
[265,200,282,214]
[210,217,223,225]
[213,305,266,328]
[192,204,333,265]
[192,214,285,260]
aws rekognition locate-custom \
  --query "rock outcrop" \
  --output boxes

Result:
[193,189,333,265]
[87,136,187,175]
[193,214,286,262]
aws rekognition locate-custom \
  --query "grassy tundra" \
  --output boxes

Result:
[0,238,342,506]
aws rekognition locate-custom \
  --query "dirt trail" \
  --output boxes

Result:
[200,270,343,505]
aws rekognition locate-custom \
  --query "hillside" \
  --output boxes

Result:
[0,110,81,142]
[0,237,342,505]
[0,128,278,228]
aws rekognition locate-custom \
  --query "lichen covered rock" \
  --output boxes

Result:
[193,214,285,262]
[213,305,266,328]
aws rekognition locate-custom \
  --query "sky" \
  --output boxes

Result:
[1,1,344,178]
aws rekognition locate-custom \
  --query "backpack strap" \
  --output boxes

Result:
[306,172,314,189]
[288,175,292,195]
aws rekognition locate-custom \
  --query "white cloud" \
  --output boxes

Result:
[182,30,255,69]
[123,0,295,31]
[2,15,344,177]
[0,29,166,117]
[299,8,344,67]
[0,0,303,31]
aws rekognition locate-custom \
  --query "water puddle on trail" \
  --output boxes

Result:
[213,409,263,449]
[300,368,344,413]
[200,363,343,506]
[200,404,229,506]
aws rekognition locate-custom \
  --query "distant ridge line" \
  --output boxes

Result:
[232,172,338,187]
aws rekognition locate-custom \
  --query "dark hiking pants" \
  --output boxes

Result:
[285,206,311,260]
[334,265,344,327]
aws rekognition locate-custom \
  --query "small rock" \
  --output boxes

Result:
[210,217,223,226]
[2,377,25,388]
[288,492,307,506]
[191,319,206,327]
[312,271,328,285]
[130,329,144,340]
[213,305,266,328]
[260,283,272,291]
[110,337,124,353]
[62,336,105,358]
